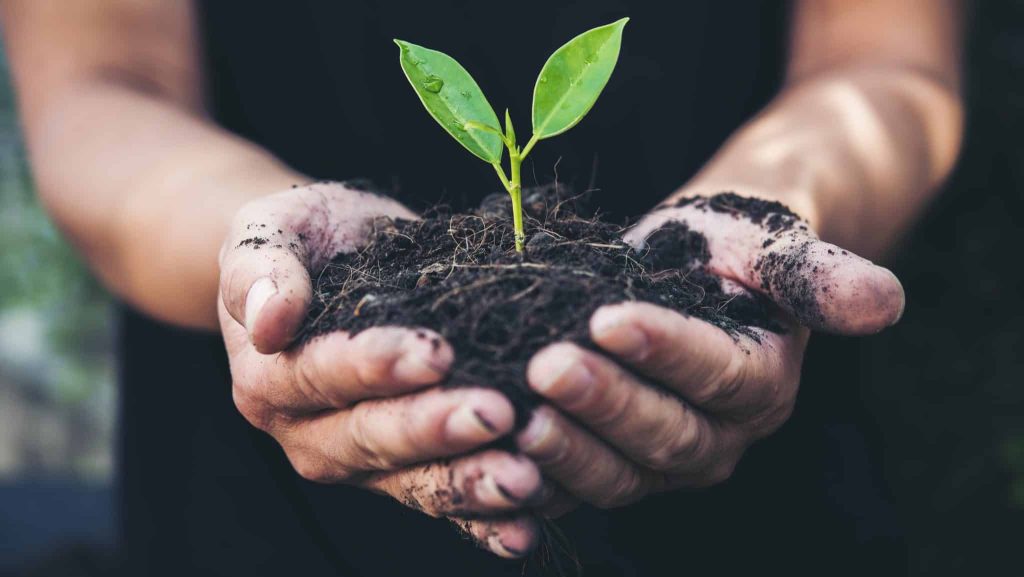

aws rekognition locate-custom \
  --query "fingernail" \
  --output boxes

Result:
[446,404,502,444]
[245,277,278,337]
[893,295,906,325]
[516,409,553,453]
[591,308,649,361]
[392,333,452,382]
[496,482,523,503]
[488,535,527,559]
[532,351,596,398]
[476,473,520,507]
[884,268,906,325]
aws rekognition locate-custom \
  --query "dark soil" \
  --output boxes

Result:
[668,191,801,233]
[298,185,783,425]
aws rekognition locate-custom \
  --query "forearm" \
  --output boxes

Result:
[23,78,304,329]
[674,65,962,258]
[1,0,306,329]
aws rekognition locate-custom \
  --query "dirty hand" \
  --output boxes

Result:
[518,192,905,507]
[218,181,545,558]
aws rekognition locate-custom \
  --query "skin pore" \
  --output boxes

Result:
[0,0,962,559]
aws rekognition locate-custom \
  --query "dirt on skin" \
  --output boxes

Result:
[667,192,831,330]
[296,184,794,425]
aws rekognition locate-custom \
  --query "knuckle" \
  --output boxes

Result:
[232,384,274,431]
[640,410,704,471]
[289,452,339,484]
[530,423,571,467]
[585,377,633,428]
[294,346,336,407]
[397,414,431,459]
[694,354,746,408]
[644,334,681,374]
[704,460,737,486]
[641,445,677,472]
[750,395,796,436]
[346,412,395,472]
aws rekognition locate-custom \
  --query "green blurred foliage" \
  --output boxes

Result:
[0,48,106,308]
[1,40,113,477]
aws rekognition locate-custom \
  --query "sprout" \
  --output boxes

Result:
[395,18,629,252]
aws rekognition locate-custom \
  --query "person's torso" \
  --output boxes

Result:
[117,2,901,576]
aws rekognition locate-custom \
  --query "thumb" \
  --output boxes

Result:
[220,223,312,354]
[750,233,905,335]
[627,194,905,335]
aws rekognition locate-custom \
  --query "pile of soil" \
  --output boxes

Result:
[299,185,781,424]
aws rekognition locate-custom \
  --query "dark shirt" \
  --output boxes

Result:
[117,2,905,575]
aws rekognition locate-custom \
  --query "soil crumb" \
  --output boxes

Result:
[237,236,269,249]
[299,185,781,425]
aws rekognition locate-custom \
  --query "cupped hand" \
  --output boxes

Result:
[517,193,905,507]
[218,182,545,557]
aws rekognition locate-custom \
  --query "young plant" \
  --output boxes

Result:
[395,18,629,252]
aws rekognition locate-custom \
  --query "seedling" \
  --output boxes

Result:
[395,18,628,252]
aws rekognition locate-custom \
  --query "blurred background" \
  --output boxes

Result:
[1,2,1023,576]
[0,44,116,573]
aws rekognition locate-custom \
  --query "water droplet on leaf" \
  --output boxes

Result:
[423,76,444,93]
[539,76,548,84]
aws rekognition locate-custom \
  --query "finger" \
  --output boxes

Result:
[220,221,312,354]
[528,342,728,473]
[284,327,455,412]
[218,182,419,353]
[364,450,543,517]
[284,387,516,480]
[751,233,905,334]
[231,326,454,417]
[590,302,802,420]
[450,515,540,559]
[516,406,656,508]
[625,197,904,335]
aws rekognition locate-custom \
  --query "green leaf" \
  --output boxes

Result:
[463,120,502,136]
[395,39,503,163]
[531,18,628,140]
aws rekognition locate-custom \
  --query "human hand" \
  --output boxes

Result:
[518,192,904,506]
[218,182,547,557]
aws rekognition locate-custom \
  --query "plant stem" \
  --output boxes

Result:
[492,162,511,191]
[509,148,525,251]
[492,120,534,253]
[519,134,540,160]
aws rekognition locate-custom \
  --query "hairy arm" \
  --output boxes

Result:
[0,0,303,329]
[679,0,963,257]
